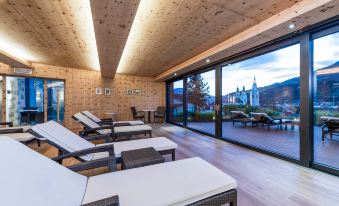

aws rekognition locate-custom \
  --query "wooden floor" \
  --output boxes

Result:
[185,121,339,167]
[32,123,339,206]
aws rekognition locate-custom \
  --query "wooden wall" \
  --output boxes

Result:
[0,62,165,130]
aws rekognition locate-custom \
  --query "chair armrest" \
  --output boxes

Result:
[52,145,115,161]
[0,122,13,127]
[68,156,116,172]
[81,134,111,142]
[101,118,113,122]
[81,195,119,206]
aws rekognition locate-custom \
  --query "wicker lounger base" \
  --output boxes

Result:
[188,189,237,206]
[111,130,152,141]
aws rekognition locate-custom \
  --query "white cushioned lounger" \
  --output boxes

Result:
[82,110,144,125]
[32,121,177,160]
[73,112,152,135]
[0,137,237,206]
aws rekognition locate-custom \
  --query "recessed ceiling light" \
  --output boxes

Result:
[288,23,295,29]
[206,59,210,63]
[174,73,177,76]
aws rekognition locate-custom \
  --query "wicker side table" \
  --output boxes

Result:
[121,147,165,170]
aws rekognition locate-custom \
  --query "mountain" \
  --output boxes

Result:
[173,88,183,95]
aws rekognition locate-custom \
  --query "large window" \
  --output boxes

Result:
[186,70,215,135]
[6,76,44,125]
[313,31,339,169]
[168,79,184,125]
[221,44,300,158]
[47,80,65,124]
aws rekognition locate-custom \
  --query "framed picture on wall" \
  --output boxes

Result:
[133,89,142,96]
[104,88,111,95]
[96,87,102,95]
[127,89,133,95]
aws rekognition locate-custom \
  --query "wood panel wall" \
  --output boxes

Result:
[0,62,165,130]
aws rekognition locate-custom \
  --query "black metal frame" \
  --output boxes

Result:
[166,16,339,176]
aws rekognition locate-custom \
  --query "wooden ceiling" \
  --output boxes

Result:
[0,0,338,79]
[116,0,304,76]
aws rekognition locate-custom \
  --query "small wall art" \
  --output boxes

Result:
[104,88,111,95]
[96,87,102,95]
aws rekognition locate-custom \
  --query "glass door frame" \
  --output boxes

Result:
[310,24,339,176]
[166,17,339,176]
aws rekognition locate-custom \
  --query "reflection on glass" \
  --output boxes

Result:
[222,44,300,159]
[313,31,339,169]
[6,76,44,125]
[47,80,65,124]
[187,70,215,135]
[168,80,184,124]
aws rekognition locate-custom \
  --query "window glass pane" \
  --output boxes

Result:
[168,80,184,124]
[313,31,339,169]
[222,44,300,159]
[6,76,44,125]
[187,70,215,135]
[47,80,65,124]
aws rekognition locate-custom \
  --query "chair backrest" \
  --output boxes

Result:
[251,112,272,121]
[31,121,95,161]
[82,111,102,123]
[73,113,107,135]
[231,111,248,118]
[131,107,137,116]
[0,136,87,206]
[157,106,166,114]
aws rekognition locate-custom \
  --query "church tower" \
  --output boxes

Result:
[250,76,260,106]
[240,85,247,105]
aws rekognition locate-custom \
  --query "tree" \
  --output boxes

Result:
[187,74,210,112]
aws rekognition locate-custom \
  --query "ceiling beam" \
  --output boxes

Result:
[90,0,140,78]
[155,0,336,81]
[0,49,32,69]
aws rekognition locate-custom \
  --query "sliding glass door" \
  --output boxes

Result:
[47,80,65,124]
[6,76,44,125]
[168,79,184,125]
[313,30,339,170]
[221,44,301,159]
[186,69,216,135]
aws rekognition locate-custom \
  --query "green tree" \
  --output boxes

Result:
[187,74,210,112]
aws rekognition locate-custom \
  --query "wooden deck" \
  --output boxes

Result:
[32,123,339,206]
[186,121,339,167]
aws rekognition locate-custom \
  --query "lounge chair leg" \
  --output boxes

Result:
[171,150,176,161]
[37,139,41,147]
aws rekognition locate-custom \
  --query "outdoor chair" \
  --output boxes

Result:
[82,111,144,126]
[73,113,152,140]
[29,121,177,162]
[0,136,237,206]
[131,106,145,121]
[320,116,339,141]
[154,106,166,123]
[250,112,283,131]
[230,111,256,127]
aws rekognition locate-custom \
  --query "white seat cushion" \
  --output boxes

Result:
[0,137,87,206]
[115,120,144,125]
[82,111,102,122]
[101,137,177,158]
[83,157,237,206]
[1,133,35,142]
[98,124,152,135]
[114,124,152,133]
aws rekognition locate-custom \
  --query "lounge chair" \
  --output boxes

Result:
[73,112,153,139]
[82,110,144,126]
[0,123,39,146]
[320,116,339,141]
[29,121,177,163]
[0,136,237,206]
[250,112,283,130]
[230,111,255,127]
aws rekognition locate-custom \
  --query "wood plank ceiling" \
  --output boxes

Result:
[0,0,338,79]
[116,0,305,77]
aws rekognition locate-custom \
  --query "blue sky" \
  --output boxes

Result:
[173,32,338,96]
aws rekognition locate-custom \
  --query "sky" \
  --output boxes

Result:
[172,32,338,96]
